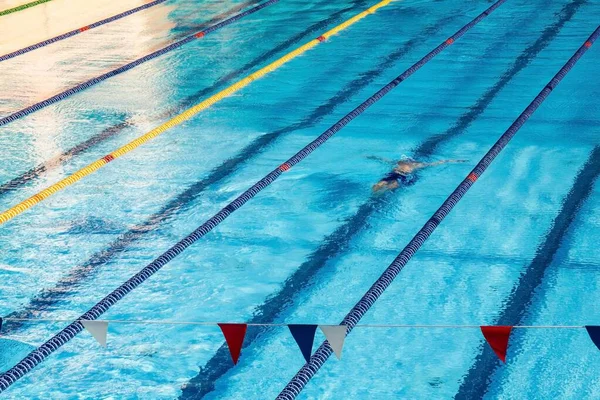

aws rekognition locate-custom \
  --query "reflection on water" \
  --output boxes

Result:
[0,0,150,55]
[0,0,178,112]
[0,0,183,180]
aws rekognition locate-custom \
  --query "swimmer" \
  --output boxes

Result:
[369,156,467,192]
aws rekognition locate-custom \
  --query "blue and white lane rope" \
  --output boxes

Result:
[0,0,169,62]
[0,0,507,391]
[277,26,599,400]
[0,0,278,127]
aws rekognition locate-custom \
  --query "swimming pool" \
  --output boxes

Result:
[0,0,599,398]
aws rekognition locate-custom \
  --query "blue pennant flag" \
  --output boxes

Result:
[585,326,600,350]
[288,324,317,362]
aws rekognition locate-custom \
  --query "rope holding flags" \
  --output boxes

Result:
[3,319,600,367]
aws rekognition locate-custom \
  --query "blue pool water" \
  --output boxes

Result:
[0,0,599,398]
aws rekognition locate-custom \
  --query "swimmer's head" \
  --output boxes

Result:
[396,161,414,173]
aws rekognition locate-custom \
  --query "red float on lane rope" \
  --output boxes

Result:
[279,163,291,172]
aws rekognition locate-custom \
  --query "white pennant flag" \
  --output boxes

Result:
[81,320,108,347]
[319,325,347,360]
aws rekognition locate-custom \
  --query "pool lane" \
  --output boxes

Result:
[455,145,600,398]
[0,0,172,62]
[278,25,599,399]
[182,0,588,396]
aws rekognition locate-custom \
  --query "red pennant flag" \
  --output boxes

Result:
[218,323,247,365]
[480,326,513,363]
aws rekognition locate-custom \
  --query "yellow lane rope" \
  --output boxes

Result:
[0,0,392,225]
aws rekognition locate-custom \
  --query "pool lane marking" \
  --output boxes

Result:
[0,0,52,16]
[0,0,276,128]
[0,0,171,62]
[277,26,599,400]
[0,0,392,226]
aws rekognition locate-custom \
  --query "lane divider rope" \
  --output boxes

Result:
[277,25,599,400]
[0,0,170,62]
[0,0,391,226]
[0,0,51,17]
[0,0,278,127]
[0,0,496,389]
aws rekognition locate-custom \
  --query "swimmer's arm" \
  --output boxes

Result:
[366,155,396,165]
[412,159,468,169]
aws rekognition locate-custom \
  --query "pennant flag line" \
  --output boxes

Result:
[80,320,108,347]
[481,325,512,363]
[320,325,347,360]
[1,317,599,367]
[218,323,247,365]
[289,325,318,362]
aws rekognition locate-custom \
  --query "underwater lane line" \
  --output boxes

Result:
[181,1,588,397]
[278,26,599,399]
[0,0,277,128]
[0,0,171,61]
[0,0,394,226]
[0,0,51,17]
[2,2,449,334]
[417,0,589,156]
